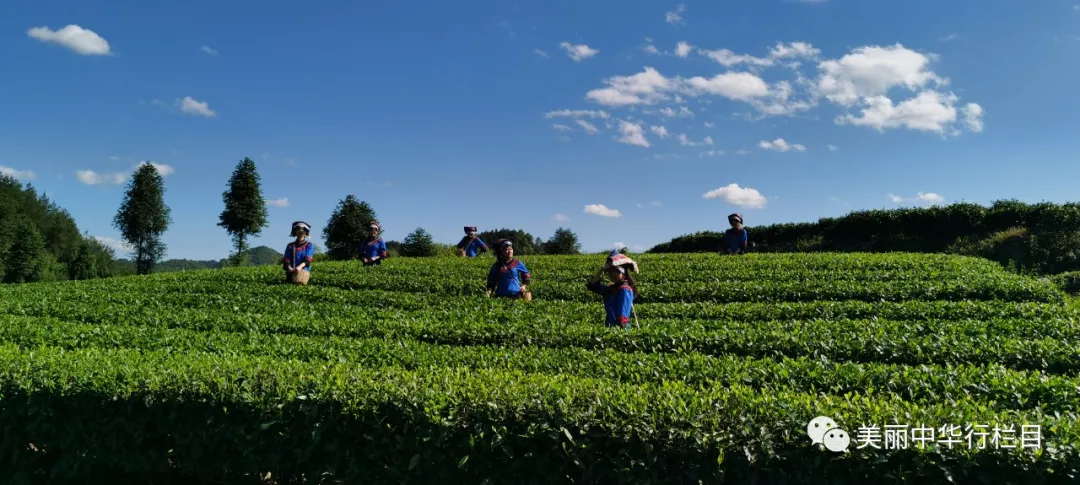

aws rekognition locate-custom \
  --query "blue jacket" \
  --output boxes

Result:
[361,237,388,259]
[487,258,531,296]
[725,228,748,252]
[586,281,635,328]
[283,241,314,271]
[458,236,487,257]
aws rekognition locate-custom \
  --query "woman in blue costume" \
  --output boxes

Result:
[586,249,639,329]
[283,221,315,285]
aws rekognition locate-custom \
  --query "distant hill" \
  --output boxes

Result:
[113,245,284,274]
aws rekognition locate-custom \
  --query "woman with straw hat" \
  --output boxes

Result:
[360,222,389,266]
[456,226,488,257]
[283,221,315,285]
[586,249,639,329]
[485,239,532,300]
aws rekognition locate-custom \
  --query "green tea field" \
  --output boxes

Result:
[0,252,1078,484]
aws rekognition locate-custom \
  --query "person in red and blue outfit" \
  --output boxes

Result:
[283,221,315,285]
[586,249,639,329]
[361,222,389,266]
[485,239,532,300]
[723,213,749,255]
[456,226,487,257]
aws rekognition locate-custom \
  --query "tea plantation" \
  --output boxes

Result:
[0,252,1077,484]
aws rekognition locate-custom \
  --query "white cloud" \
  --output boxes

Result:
[675,41,693,58]
[677,134,713,146]
[698,48,773,68]
[666,4,686,25]
[759,138,806,152]
[76,170,127,185]
[553,213,570,222]
[815,44,947,106]
[836,90,966,134]
[616,121,650,147]
[575,119,599,134]
[703,183,768,208]
[700,149,725,157]
[827,144,839,151]
[0,166,36,181]
[650,125,670,139]
[658,106,694,118]
[769,41,821,60]
[534,49,549,58]
[178,96,216,117]
[555,41,980,145]
[684,72,771,101]
[285,157,296,166]
[27,25,111,56]
[614,241,628,249]
[93,236,132,251]
[137,161,174,176]
[650,201,663,207]
[888,192,945,205]
[704,122,715,128]
[560,42,599,61]
[544,109,610,119]
[267,197,290,207]
[652,153,680,160]
[736,149,751,156]
[200,45,218,55]
[643,44,660,55]
[940,33,960,42]
[586,67,673,106]
[552,123,573,132]
[962,103,984,133]
[584,204,622,217]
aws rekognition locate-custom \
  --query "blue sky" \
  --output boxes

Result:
[2,0,1080,260]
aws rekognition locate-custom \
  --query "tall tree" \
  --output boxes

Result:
[113,163,171,275]
[543,227,582,255]
[69,234,117,280]
[322,195,379,260]
[3,216,60,283]
[218,157,269,266]
[475,228,540,255]
[400,227,437,257]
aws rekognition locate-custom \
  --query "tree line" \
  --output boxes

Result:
[0,158,585,284]
[650,200,1080,276]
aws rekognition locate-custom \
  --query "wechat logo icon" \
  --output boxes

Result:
[807,416,851,452]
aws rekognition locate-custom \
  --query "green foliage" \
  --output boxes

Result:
[0,252,1077,481]
[475,228,540,255]
[321,195,378,261]
[218,157,269,266]
[112,163,171,275]
[116,246,285,273]
[2,217,61,283]
[650,200,1080,275]
[400,227,438,257]
[69,234,117,280]
[542,227,581,255]
[0,175,115,284]
[1049,271,1080,295]
[950,227,1080,275]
